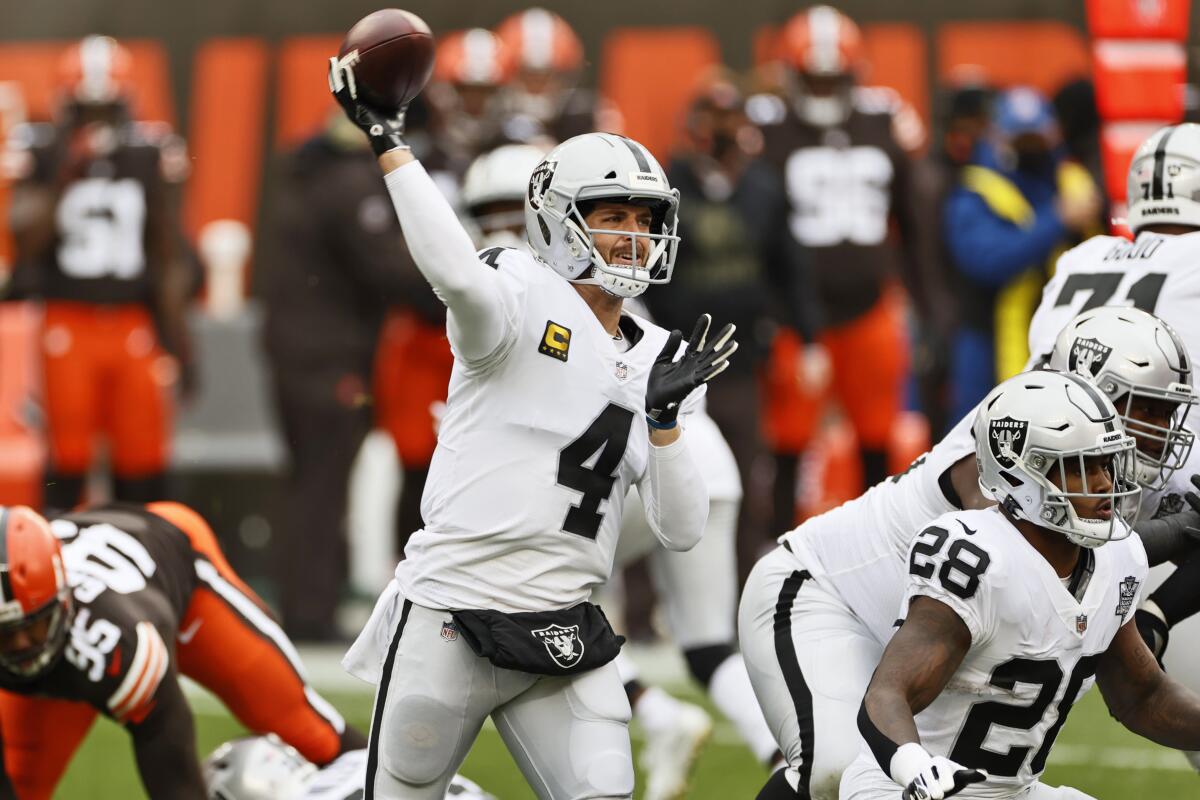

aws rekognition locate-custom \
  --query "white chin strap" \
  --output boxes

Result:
[595,268,649,298]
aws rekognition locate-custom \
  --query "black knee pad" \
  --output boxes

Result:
[756,766,808,799]
[683,643,734,687]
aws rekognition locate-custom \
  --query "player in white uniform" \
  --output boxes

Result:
[462,141,777,800]
[738,308,1200,799]
[203,736,495,800]
[328,60,737,800]
[843,370,1200,800]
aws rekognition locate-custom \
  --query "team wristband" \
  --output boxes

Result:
[646,415,678,430]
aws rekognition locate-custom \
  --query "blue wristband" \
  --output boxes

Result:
[646,416,678,431]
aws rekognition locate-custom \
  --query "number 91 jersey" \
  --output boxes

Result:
[1027,231,1200,373]
[395,247,684,615]
[902,507,1148,796]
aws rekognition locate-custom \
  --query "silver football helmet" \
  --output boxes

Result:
[462,143,549,249]
[1127,123,1200,233]
[1049,306,1195,491]
[974,370,1141,548]
[203,735,316,800]
[524,132,680,298]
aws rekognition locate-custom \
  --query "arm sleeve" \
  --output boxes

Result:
[128,668,206,800]
[943,191,1066,288]
[637,431,708,552]
[383,161,519,364]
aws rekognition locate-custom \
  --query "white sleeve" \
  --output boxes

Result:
[637,432,708,552]
[384,161,519,364]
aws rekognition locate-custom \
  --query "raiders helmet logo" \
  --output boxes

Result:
[528,160,557,211]
[989,416,1029,469]
[1068,337,1113,379]
[531,623,584,669]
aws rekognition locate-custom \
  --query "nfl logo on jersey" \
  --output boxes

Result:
[441,621,459,642]
[1076,614,1088,634]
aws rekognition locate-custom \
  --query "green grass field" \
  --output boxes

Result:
[54,681,1197,799]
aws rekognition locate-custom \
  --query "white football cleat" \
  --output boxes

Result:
[640,700,713,800]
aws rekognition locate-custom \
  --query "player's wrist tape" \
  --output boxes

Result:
[857,700,921,781]
[646,415,678,430]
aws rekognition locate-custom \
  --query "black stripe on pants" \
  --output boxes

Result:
[366,599,413,799]
[774,570,814,797]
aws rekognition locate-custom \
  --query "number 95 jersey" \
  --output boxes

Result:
[901,507,1148,796]
[1027,231,1200,370]
[395,247,686,614]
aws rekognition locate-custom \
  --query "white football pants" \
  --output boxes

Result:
[357,591,634,799]
[738,545,885,800]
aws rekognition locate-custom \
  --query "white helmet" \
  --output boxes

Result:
[1126,123,1200,234]
[1049,306,1195,490]
[462,143,549,249]
[974,370,1141,548]
[203,735,316,800]
[524,132,680,298]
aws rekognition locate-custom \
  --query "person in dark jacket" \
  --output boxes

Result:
[258,113,429,641]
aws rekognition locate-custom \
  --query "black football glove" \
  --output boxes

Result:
[646,314,737,429]
[327,55,409,156]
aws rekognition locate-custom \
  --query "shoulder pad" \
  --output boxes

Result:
[745,93,788,127]
[2,123,54,181]
[851,86,902,116]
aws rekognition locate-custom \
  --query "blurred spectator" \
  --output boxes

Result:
[1053,78,1106,202]
[943,86,1102,424]
[648,71,816,575]
[424,28,515,177]
[752,6,938,532]
[3,35,193,510]
[915,79,994,434]
[258,113,427,641]
[493,7,624,143]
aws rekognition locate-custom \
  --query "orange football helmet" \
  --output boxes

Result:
[495,8,584,75]
[58,35,135,105]
[0,507,72,681]
[778,6,865,127]
[433,28,515,88]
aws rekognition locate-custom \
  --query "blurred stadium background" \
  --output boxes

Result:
[2,1,1200,798]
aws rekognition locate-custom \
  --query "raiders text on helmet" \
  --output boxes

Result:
[974,371,1141,548]
[524,132,680,298]
[1049,306,1195,490]
[1126,123,1200,234]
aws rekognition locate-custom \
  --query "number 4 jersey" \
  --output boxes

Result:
[394,246,700,615]
[901,506,1148,797]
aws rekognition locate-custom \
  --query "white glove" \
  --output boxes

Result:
[891,743,985,800]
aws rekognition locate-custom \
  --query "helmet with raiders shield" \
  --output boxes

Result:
[1127,123,1200,234]
[0,507,73,682]
[974,371,1141,548]
[525,132,680,298]
[1049,306,1195,491]
[203,735,317,800]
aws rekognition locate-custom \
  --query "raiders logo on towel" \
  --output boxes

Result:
[532,623,584,669]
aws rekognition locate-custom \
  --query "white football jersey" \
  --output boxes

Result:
[1028,231,1200,371]
[901,507,1148,798]
[395,246,677,613]
[779,411,977,644]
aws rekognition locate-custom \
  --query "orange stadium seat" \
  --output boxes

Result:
[752,22,929,126]
[1086,0,1190,39]
[937,22,1090,95]
[275,36,342,150]
[599,27,721,160]
[0,303,44,507]
[184,38,270,238]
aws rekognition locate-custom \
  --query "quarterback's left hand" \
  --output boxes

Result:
[327,56,409,156]
[646,314,737,429]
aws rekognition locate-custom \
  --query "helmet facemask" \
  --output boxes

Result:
[1007,437,1142,548]
[556,192,679,298]
[0,590,73,682]
[1110,383,1196,491]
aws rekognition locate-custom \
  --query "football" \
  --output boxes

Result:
[337,8,435,110]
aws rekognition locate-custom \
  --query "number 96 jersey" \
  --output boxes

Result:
[901,507,1148,796]
[1027,231,1200,371]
